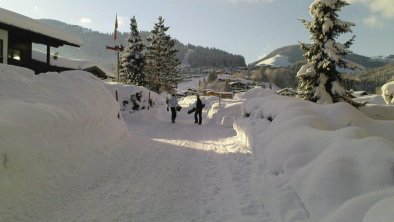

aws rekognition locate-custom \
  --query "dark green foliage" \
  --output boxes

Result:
[350,64,394,93]
[297,0,363,106]
[119,17,146,86]
[345,54,386,69]
[188,44,246,67]
[145,16,181,94]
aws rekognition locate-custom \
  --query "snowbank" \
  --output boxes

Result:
[105,82,166,114]
[381,81,394,105]
[207,100,243,127]
[233,87,276,100]
[353,94,394,120]
[0,64,127,221]
[234,94,394,222]
[354,94,386,105]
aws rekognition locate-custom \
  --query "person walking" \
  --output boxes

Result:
[194,95,204,125]
[168,94,178,123]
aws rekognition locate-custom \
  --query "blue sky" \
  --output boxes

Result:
[1,0,393,63]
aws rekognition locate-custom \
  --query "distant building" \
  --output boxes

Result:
[201,89,233,99]
[276,88,298,97]
[228,81,250,92]
[0,8,110,78]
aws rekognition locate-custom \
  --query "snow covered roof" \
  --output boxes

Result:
[217,74,255,85]
[0,7,82,47]
[276,87,297,95]
[256,54,291,68]
[32,50,113,77]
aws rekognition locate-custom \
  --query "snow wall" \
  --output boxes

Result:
[0,64,128,221]
[105,82,167,113]
[234,94,394,222]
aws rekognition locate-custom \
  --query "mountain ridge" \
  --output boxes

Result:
[249,44,387,69]
[37,19,246,69]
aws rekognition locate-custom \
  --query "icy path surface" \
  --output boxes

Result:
[42,110,273,222]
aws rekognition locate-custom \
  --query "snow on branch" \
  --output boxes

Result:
[297,63,316,78]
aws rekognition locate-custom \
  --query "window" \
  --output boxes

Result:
[8,48,21,61]
[0,39,3,63]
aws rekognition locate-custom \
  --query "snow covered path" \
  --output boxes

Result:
[41,109,273,222]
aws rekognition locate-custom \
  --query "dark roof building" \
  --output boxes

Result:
[0,7,90,75]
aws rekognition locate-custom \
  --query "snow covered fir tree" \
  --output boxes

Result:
[145,16,181,94]
[119,16,146,86]
[297,0,362,106]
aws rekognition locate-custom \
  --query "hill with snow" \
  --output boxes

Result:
[1,64,394,222]
[256,54,291,68]
[250,44,387,69]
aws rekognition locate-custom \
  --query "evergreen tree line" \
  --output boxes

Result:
[119,16,181,94]
[38,19,246,70]
[187,44,246,67]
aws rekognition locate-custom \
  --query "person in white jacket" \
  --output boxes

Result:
[168,94,178,123]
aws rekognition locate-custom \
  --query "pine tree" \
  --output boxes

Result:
[297,0,363,106]
[119,16,146,86]
[145,16,181,94]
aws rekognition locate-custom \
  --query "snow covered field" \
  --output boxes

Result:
[1,64,394,222]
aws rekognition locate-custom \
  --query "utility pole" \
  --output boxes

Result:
[106,45,124,82]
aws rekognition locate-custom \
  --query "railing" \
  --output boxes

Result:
[8,59,71,74]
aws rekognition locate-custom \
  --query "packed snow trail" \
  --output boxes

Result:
[40,108,273,222]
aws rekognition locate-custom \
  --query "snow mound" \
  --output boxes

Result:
[105,82,166,113]
[234,94,394,222]
[354,94,386,105]
[207,100,243,127]
[382,81,394,105]
[234,87,276,100]
[0,64,127,221]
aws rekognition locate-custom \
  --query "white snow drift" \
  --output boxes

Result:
[1,63,394,222]
[381,81,394,105]
[234,94,394,222]
[0,64,127,221]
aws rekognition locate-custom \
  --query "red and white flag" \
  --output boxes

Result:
[114,14,118,40]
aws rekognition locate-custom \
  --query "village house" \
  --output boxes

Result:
[228,81,250,92]
[276,88,298,97]
[0,7,111,79]
[201,89,233,99]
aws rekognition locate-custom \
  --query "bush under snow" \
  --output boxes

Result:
[105,82,166,113]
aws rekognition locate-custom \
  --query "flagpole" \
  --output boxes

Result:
[105,13,123,82]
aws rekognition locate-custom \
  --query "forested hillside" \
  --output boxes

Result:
[38,19,245,69]
[351,63,394,93]
[187,44,245,67]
